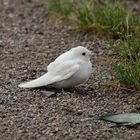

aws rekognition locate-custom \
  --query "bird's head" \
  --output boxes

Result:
[70,46,92,61]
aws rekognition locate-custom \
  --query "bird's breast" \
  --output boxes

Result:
[53,60,92,88]
[76,60,92,81]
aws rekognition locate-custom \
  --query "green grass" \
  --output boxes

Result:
[49,0,139,38]
[49,0,73,18]
[95,3,137,38]
[113,60,140,91]
[113,37,140,91]
[72,1,95,29]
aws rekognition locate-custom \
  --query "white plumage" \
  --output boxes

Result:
[18,46,92,88]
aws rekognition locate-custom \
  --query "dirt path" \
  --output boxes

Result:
[0,0,140,140]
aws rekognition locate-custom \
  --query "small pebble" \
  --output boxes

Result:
[40,90,56,98]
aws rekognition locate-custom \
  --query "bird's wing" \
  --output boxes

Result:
[18,60,80,88]
[47,58,67,72]
[47,51,71,72]
[48,60,80,82]
[47,61,57,72]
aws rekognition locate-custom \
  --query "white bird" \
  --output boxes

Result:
[18,46,92,89]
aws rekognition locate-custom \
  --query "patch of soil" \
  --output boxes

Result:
[0,0,140,140]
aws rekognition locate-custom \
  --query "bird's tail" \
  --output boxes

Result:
[18,73,52,88]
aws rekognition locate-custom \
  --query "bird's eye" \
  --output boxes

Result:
[82,52,86,56]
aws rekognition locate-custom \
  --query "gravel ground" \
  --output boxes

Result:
[0,0,140,140]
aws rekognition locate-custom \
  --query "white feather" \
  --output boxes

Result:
[18,46,92,89]
[18,61,79,88]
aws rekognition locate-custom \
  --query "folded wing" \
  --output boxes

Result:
[18,60,80,88]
